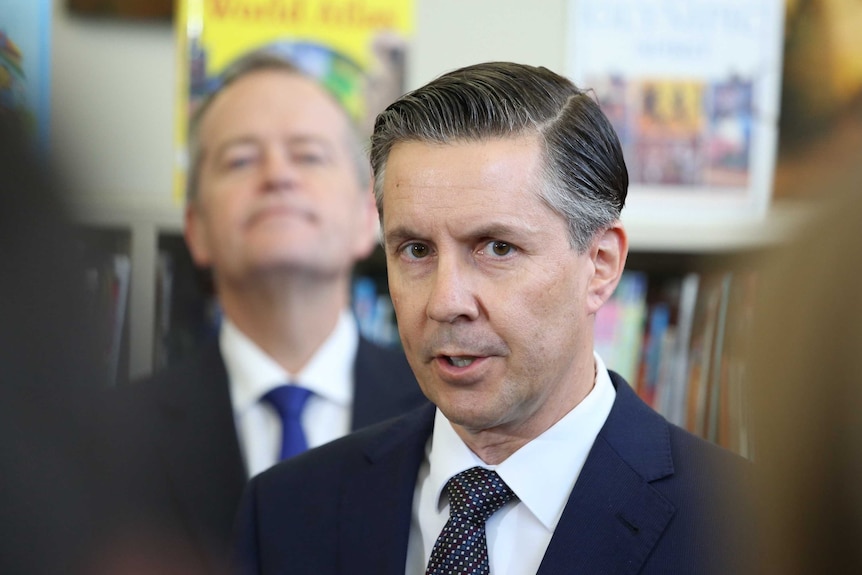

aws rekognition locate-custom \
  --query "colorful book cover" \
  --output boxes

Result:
[567,0,784,224]
[0,0,51,150]
[638,301,672,408]
[657,272,700,427]
[173,0,414,201]
[594,270,648,384]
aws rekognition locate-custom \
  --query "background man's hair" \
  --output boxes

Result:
[370,61,628,252]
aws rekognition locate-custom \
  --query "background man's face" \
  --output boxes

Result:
[186,70,377,286]
[382,135,604,437]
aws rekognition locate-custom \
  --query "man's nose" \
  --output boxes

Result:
[262,147,298,192]
[425,256,480,324]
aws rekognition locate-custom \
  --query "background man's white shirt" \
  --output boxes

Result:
[224,311,358,478]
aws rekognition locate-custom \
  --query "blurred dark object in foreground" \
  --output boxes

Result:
[0,113,210,574]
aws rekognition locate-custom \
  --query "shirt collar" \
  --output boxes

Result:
[223,310,358,412]
[426,352,616,530]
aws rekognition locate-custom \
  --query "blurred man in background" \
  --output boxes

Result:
[117,50,425,572]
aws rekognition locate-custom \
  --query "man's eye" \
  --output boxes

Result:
[293,152,326,165]
[227,156,255,169]
[484,240,514,257]
[221,149,259,171]
[403,243,429,259]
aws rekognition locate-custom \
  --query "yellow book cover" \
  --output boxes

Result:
[173,0,414,201]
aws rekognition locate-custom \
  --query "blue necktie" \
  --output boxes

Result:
[426,467,517,575]
[261,384,313,460]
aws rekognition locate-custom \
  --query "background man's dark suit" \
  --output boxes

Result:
[113,336,426,572]
[234,373,754,575]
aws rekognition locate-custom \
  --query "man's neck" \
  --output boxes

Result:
[218,276,348,374]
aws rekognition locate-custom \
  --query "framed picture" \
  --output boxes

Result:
[67,0,173,20]
[566,0,785,226]
[0,0,52,149]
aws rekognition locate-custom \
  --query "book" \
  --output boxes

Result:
[106,254,131,385]
[705,273,734,443]
[657,272,700,427]
[684,272,729,437]
[716,269,759,455]
[594,270,649,384]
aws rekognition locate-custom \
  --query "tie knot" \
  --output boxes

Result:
[445,467,516,523]
[262,384,312,419]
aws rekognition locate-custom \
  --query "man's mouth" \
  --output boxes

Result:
[444,356,477,368]
[248,203,315,226]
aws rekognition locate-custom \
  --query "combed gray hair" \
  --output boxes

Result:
[185,49,371,204]
[370,61,628,252]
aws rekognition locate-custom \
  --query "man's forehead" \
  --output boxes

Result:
[200,70,350,140]
[382,136,544,201]
[382,163,552,237]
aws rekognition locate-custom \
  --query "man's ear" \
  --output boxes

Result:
[353,186,381,261]
[586,222,629,314]
[184,203,212,268]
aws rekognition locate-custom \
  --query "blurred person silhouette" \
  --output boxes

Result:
[233,61,755,575]
[115,50,426,572]
[748,183,862,574]
[0,113,208,574]
[0,109,118,575]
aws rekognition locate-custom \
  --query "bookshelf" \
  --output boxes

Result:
[70,193,809,390]
[73,226,132,386]
[600,249,768,457]
[153,232,219,371]
[71,196,182,382]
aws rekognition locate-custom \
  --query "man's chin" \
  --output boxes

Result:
[436,399,508,434]
[241,257,345,282]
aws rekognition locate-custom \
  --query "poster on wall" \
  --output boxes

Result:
[0,0,51,150]
[566,0,784,225]
[173,0,414,202]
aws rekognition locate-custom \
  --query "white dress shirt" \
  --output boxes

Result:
[224,311,359,478]
[405,352,617,575]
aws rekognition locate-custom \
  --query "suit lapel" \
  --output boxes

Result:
[338,403,436,575]
[153,342,247,552]
[538,375,676,575]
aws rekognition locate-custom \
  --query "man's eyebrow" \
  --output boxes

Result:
[466,222,531,239]
[382,225,416,249]
[382,222,535,248]
[211,136,260,160]
[286,134,332,148]
[211,134,333,158]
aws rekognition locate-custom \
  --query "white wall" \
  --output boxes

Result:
[411,0,567,87]
[51,0,569,211]
[51,0,176,210]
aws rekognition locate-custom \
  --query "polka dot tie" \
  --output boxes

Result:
[425,466,517,575]
[261,384,312,461]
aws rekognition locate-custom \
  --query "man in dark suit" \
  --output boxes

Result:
[233,62,755,574]
[116,51,425,572]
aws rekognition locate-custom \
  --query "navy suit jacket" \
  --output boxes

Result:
[114,336,426,572]
[233,372,755,575]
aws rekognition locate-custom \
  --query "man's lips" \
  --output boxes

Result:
[438,354,481,368]
[430,354,493,385]
[422,332,508,371]
[247,204,314,226]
